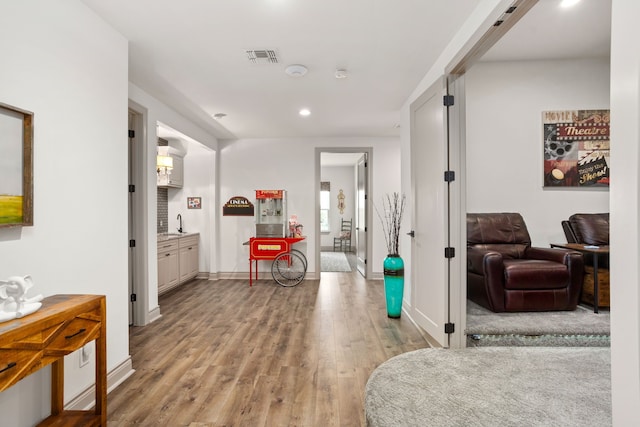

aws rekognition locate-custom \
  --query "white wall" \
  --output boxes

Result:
[218,137,400,277]
[610,0,640,423]
[465,58,610,245]
[320,165,356,249]
[167,142,216,274]
[0,1,129,424]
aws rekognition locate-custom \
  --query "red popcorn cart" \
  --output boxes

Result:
[245,190,307,286]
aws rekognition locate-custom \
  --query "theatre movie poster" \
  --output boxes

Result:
[543,109,610,188]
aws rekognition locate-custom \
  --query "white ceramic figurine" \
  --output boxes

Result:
[0,275,43,322]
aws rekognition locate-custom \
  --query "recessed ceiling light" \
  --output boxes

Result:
[299,108,311,117]
[285,64,308,77]
[560,0,581,8]
[213,113,227,119]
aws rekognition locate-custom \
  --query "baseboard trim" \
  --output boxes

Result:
[402,308,441,348]
[216,272,319,281]
[66,356,136,411]
[148,305,162,323]
[217,272,250,280]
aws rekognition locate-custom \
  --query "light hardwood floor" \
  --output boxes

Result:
[107,271,431,426]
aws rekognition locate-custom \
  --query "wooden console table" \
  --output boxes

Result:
[0,294,106,426]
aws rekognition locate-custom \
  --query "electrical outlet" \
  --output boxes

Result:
[79,343,92,367]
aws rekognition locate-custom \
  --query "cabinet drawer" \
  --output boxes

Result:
[179,235,199,248]
[158,240,179,253]
[0,348,43,392]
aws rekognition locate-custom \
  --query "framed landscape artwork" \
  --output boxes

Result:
[0,102,33,227]
[543,109,610,188]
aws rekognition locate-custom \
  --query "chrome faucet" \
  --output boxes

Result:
[177,214,183,233]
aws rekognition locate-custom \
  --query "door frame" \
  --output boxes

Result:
[128,102,150,327]
[315,147,373,279]
[356,153,368,276]
[438,0,540,347]
[444,75,466,349]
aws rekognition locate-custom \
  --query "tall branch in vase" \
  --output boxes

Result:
[376,192,406,256]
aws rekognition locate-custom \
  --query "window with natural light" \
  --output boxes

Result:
[320,182,330,232]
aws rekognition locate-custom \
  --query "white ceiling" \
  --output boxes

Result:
[81,0,610,145]
[81,0,480,140]
[482,0,610,62]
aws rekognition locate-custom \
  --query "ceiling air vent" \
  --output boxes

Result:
[245,49,279,64]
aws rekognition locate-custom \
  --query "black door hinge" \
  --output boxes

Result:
[129,239,136,248]
[445,323,455,334]
[131,293,137,302]
[444,171,455,182]
[444,247,455,258]
[129,184,135,193]
[128,129,135,138]
[443,95,454,106]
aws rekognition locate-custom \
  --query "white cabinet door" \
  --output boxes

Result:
[179,244,198,282]
[167,155,183,188]
[158,240,179,294]
[158,249,179,293]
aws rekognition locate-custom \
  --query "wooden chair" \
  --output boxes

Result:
[333,218,352,252]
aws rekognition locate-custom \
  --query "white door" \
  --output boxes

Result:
[356,154,367,276]
[410,77,449,347]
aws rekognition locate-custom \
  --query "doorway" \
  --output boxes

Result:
[441,0,612,348]
[316,148,372,279]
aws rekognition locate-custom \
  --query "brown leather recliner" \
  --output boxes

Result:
[467,213,584,312]
[561,213,610,307]
[563,213,609,244]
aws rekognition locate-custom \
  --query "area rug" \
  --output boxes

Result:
[466,300,610,347]
[321,251,351,272]
[365,347,611,427]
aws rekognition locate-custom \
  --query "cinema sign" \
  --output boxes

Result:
[223,196,255,216]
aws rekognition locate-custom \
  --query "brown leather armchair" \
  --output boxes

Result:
[467,213,584,312]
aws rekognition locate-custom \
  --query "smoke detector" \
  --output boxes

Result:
[285,64,308,77]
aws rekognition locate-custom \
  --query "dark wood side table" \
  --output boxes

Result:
[0,294,106,426]
[550,243,610,313]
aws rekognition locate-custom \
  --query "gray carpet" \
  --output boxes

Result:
[365,347,611,427]
[321,251,351,272]
[466,300,610,347]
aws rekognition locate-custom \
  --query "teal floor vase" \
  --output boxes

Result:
[383,254,404,318]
